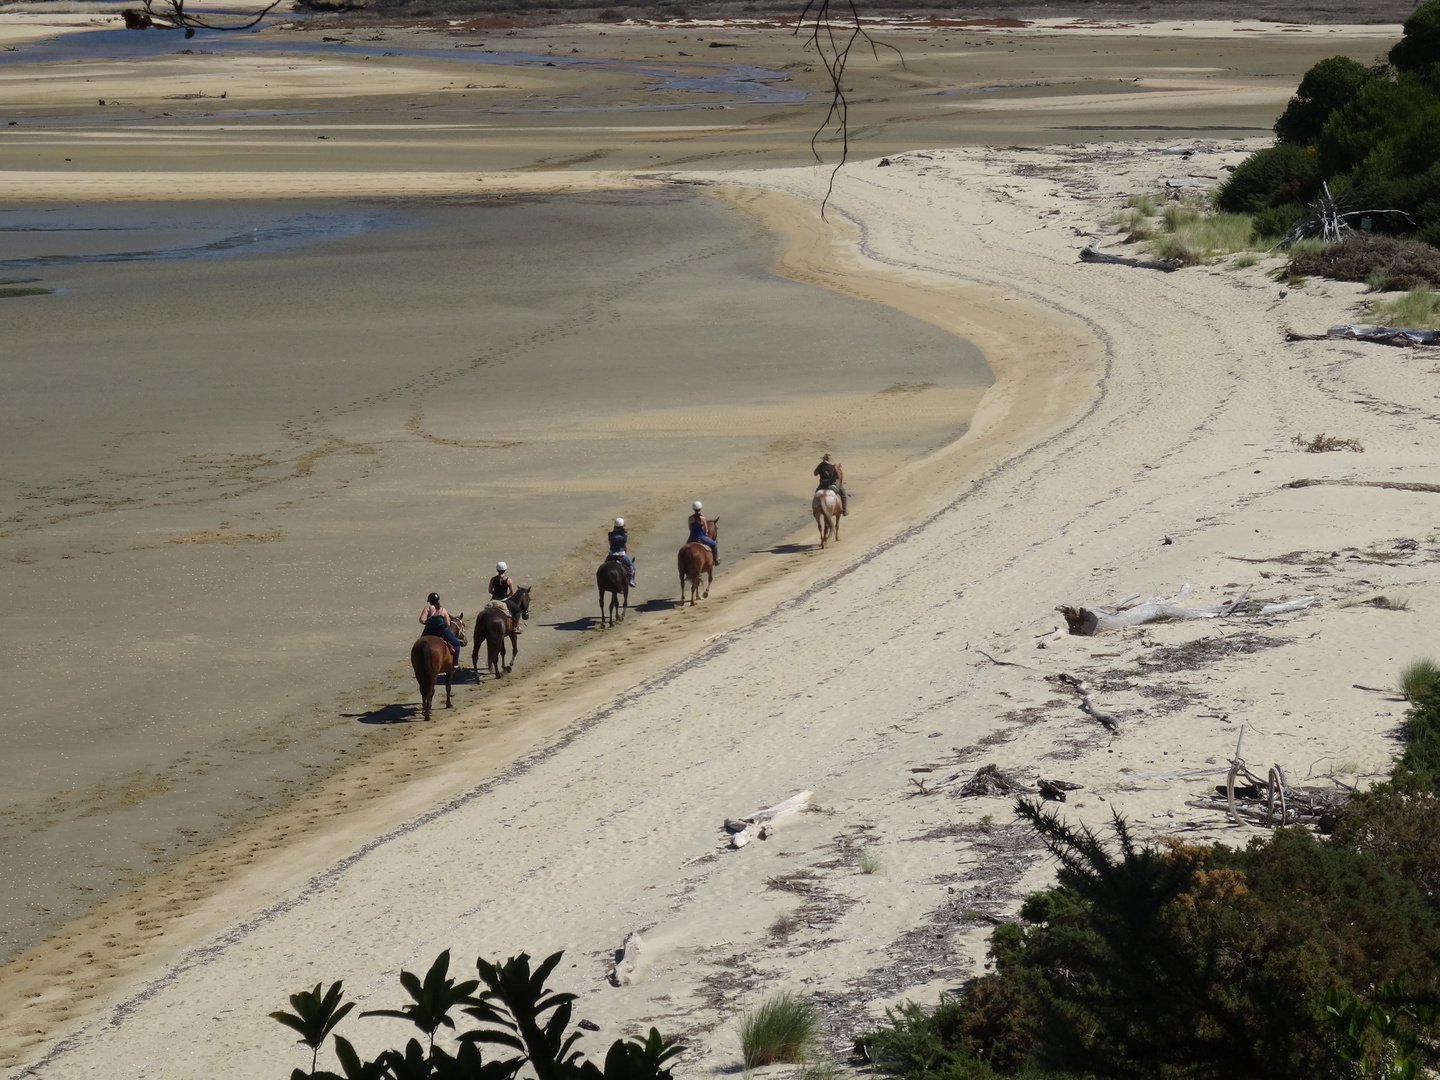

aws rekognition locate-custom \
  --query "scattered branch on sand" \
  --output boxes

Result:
[608,931,643,986]
[957,764,1032,798]
[973,648,1022,668]
[908,771,963,796]
[1058,584,1314,636]
[1287,478,1440,495]
[1038,778,1082,802]
[1292,433,1364,453]
[124,0,282,34]
[725,790,812,848]
[1057,672,1123,733]
[1184,726,1346,827]
[1286,325,1440,347]
[1079,242,1181,273]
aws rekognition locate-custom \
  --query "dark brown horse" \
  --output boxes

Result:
[411,613,465,721]
[473,585,531,679]
[678,516,718,606]
[596,556,630,627]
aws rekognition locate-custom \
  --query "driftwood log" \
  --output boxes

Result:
[1287,478,1440,495]
[1286,324,1440,347]
[608,931,643,986]
[1183,727,1345,828]
[726,790,812,848]
[1059,584,1314,636]
[1079,243,1181,273]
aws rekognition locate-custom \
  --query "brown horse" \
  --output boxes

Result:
[596,557,630,627]
[473,585,531,679]
[411,614,465,721]
[678,516,719,606]
[812,488,843,549]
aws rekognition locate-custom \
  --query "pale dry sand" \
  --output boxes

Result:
[7,137,1440,1076]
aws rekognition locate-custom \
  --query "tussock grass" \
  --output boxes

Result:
[1365,287,1440,329]
[1233,253,1259,269]
[1371,595,1411,611]
[1148,210,1257,266]
[856,849,884,875]
[1401,659,1440,701]
[740,992,821,1067]
[1125,192,1160,215]
[1292,433,1364,453]
[1110,206,1154,242]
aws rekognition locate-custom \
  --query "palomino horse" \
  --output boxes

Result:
[812,488,843,549]
[473,585,531,679]
[677,516,719,606]
[596,556,630,627]
[411,614,465,721]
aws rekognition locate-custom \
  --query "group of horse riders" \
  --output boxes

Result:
[416,454,846,655]
[418,561,523,666]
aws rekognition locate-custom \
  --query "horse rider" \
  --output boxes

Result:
[418,591,462,666]
[488,561,523,633]
[814,453,848,516]
[687,500,720,564]
[608,517,636,586]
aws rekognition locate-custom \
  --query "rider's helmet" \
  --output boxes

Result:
[427,592,440,605]
[614,517,625,528]
[692,500,703,511]
[496,561,507,573]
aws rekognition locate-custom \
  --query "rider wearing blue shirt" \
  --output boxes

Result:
[687,500,719,564]
[608,517,636,586]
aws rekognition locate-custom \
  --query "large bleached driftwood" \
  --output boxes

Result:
[608,931,643,986]
[1058,585,1314,636]
[726,790,812,848]
[1287,324,1440,347]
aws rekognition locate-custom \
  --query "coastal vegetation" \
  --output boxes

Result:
[856,660,1440,1080]
[739,990,822,1067]
[272,951,682,1080]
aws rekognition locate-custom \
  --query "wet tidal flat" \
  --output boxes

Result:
[0,187,988,965]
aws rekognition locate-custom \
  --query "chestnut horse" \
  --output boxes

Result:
[473,585,531,679]
[411,614,466,721]
[677,515,719,606]
[812,488,843,549]
[596,557,630,627]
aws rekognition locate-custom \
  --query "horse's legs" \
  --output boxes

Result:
[443,669,453,709]
[621,585,628,622]
[702,565,711,599]
[599,585,608,627]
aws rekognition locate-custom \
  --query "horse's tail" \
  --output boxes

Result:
[411,638,435,692]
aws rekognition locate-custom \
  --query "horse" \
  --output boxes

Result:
[596,556,630,627]
[411,613,465,721]
[812,488,843,549]
[678,516,719,606]
[473,585,531,679]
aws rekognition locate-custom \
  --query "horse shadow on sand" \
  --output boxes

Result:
[347,703,420,725]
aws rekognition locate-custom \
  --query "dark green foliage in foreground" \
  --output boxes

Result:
[1215,143,1322,214]
[273,951,681,1080]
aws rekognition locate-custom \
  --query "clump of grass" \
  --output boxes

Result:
[1124,192,1160,215]
[1367,594,1411,611]
[1148,209,1257,266]
[796,1058,842,1080]
[1110,206,1154,242]
[979,813,994,826]
[855,849,884,875]
[1400,658,1440,702]
[1292,433,1364,453]
[1364,286,1440,329]
[740,991,821,1067]
[768,910,798,939]
[1233,253,1259,269]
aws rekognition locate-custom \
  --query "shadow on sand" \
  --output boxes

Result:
[543,615,598,632]
[759,542,812,555]
[348,703,419,725]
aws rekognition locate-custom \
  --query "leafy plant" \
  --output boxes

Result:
[740,991,821,1067]
[272,981,356,1076]
[1400,658,1440,702]
[273,951,681,1080]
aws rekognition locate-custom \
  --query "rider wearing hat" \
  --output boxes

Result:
[418,591,462,665]
[814,453,848,516]
[686,500,720,564]
[488,562,523,633]
[607,517,636,586]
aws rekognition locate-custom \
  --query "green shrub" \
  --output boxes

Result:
[1216,143,1322,213]
[1252,203,1307,240]
[1333,789,1440,907]
[856,999,1003,1080]
[740,991,821,1067]
[1286,235,1440,290]
[1366,286,1440,328]
[1275,56,1372,146]
[1391,0,1440,76]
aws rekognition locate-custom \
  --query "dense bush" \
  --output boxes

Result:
[1390,0,1440,77]
[1215,143,1321,214]
[1274,56,1372,147]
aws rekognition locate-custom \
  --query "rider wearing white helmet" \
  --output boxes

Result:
[487,561,522,633]
[686,500,720,565]
[607,517,636,586]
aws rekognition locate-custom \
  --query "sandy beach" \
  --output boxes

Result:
[4,9,1438,1079]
